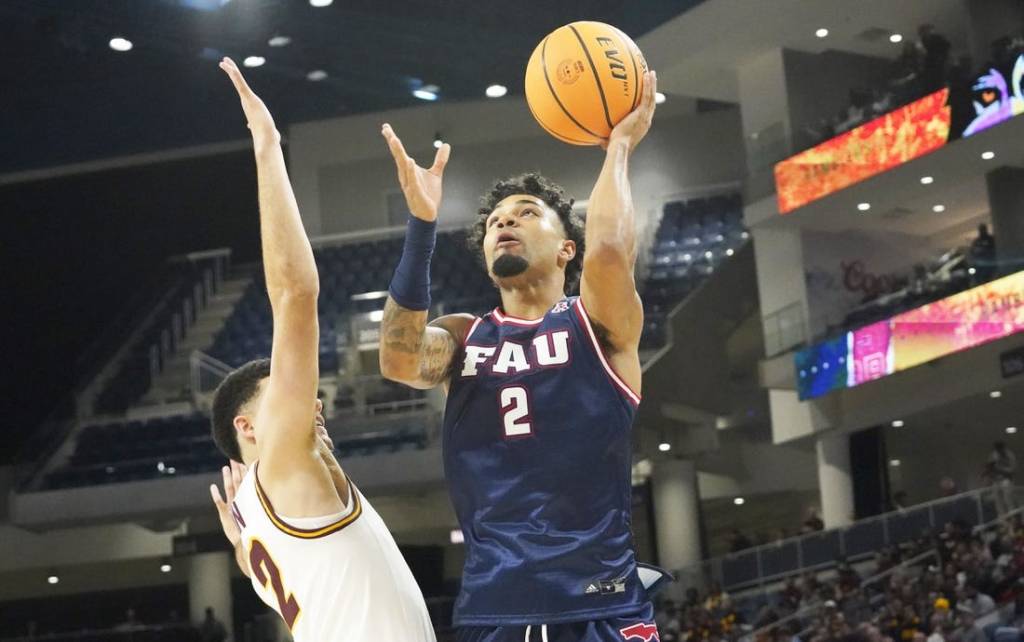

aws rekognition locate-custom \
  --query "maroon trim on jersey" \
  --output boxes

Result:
[491,307,546,327]
[573,298,642,406]
[253,463,362,539]
[463,316,483,346]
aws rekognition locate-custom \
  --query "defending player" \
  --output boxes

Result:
[380,71,664,640]
[207,57,435,642]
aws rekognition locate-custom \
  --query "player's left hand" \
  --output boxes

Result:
[219,57,280,148]
[605,70,657,153]
[210,460,247,547]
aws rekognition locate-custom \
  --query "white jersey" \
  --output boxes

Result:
[231,463,436,642]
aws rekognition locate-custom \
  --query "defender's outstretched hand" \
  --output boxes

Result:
[381,123,450,222]
[606,70,657,152]
[219,57,279,146]
[210,460,247,547]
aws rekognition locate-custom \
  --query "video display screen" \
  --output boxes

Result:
[796,271,1024,400]
[775,55,1024,214]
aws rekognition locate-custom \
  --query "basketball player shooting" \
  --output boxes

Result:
[206,57,435,642]
[380,70,665,641]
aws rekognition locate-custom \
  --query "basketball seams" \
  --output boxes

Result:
[540,35,604,140]
[526,94,597,145]
[568,23,614,132]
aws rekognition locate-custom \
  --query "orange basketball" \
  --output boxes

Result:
[525,21,648,146]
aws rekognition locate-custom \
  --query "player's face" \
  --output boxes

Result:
[237,378,327,451]
[482,194,574,284]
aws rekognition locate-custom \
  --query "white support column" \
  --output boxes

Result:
[652,458,702,582]
[816,432,855,529]
[188,551,234,641]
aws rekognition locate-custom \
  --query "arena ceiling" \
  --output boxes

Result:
[0,0,701,175]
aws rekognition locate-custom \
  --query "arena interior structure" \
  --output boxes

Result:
[3,1,1024,640]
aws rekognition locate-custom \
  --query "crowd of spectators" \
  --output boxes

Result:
[657,515,1024,642]
[802,27,1024,149]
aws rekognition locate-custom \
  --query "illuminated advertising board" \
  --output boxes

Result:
[775,55,1024,214]
[796,270,1024,400]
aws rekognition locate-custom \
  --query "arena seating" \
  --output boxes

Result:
[43,413,428,490]
[641,193,747,348]
[93,255,227,415]
[209,230,497,372]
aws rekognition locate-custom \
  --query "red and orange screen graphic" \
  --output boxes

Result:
[775,89,952,214]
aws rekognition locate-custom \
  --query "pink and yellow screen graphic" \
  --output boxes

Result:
[892,271,1024,370]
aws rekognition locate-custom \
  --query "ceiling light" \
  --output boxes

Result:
[433,139,443,149]
[889,459,901,467]
[47,575,59,585]
[741,231,750,239]
[1007,427,1018,435]
[655,92,666,104]
[109,37,133,52]
[932,204,946,213]
[920,176,934,185]
[705,251,713,259]
[306,70,328,82]
[268,35,291,47]
[726,248,734,256]
[309,0,333,6]
[991,390,1003,399]
[892,420,904,427]
[368,310,384,322]
[243,56,265,68]
[734,497,745,505]
[857,202,871,212]
[658,442,671,452]
[969,267,977,275]
[982,151,996,160]
[815,28,829,38]
[890,33,903,43]
[485,84,507,98]
[160,564,172,573]
[413,87,438,101]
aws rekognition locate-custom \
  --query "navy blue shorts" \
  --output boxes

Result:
[456,604,660,642]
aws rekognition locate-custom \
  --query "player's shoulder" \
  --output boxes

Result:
[428,313,477,341]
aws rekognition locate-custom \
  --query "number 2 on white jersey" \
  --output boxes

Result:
[500,386,533,438]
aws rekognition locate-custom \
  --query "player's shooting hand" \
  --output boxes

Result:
[605,70,657,153]
[210,461,247,547]
[381,123,450,222]
[219,57,280,148]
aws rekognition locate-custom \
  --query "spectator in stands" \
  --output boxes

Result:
[803,507,825,533]
[199,607,227,642]
[729,528,754,553]
[916,25,952,93]
[955,605,985,642]
[960,585,996,617]
[987,441,1017,515]
[939,478,958,498]
[969,225,997,284]
[705,582,733,615]
[115,608,144,632]
[892,491,911,511]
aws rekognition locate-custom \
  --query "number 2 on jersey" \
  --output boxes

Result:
[249,539,301,630]
[500,386,533,438]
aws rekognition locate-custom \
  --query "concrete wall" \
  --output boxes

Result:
[288,98,745,237]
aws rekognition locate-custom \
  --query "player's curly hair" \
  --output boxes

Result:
[210,358,271,462]
[468,172,586,295]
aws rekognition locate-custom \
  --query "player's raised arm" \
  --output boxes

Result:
[219,58,322,477]
[378,124,473,390]
[579,70,657,355]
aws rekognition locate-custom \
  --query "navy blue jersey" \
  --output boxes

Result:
[443,296,645,626]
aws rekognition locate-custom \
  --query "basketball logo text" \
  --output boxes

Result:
[461,331,571,377]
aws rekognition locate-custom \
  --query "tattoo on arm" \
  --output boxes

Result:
[381,297,458,386]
